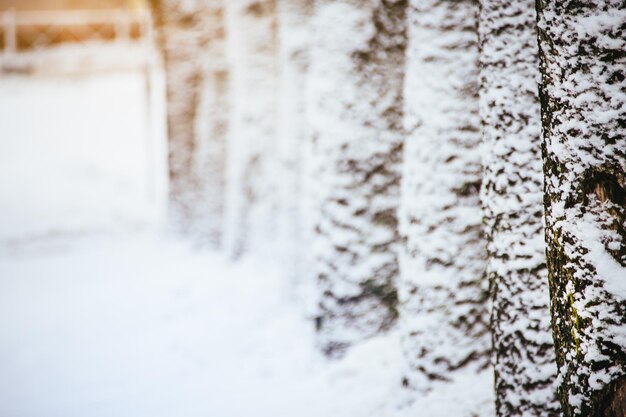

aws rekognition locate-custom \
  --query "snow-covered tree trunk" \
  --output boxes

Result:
[536,1,626,416]
[308,0,406,356]
[399,0,492,413]
[276,0,314,305]
[478,1,560,416]
[192,67,229,246]
[152,0,228,246]
[223,0,279,258]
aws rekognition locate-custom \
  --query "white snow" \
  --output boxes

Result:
[0,62,473,417]
[0,71,168,242]
[574,211,626,299]
[2,0,566,404]
[0,233,307,417]
[0,228,504,417]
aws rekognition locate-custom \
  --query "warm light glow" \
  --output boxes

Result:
[0,0,148,11]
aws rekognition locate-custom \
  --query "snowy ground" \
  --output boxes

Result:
[0,231,411,417]
[0,70,167,242]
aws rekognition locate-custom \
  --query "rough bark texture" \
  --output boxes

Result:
[152,0,228,246]
[536,1,626,416]
[478,1,560,416]
[276,0,316,310]
[308,0,406,356]
[399,0,491,410]
[222,0,279,258]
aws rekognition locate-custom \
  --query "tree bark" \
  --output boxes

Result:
[222,0,279,258]
[399,0,491,412]
[478,0,560,415]
[151,0,228,246]
[536,1,626,416]
[308,0,407,356]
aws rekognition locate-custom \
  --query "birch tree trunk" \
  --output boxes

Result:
[308,0,407,356]
[478,1,559,415]
[223,0,279,258]
[152,0,228,246]
[536,1,626,416]
[399,0,492,413]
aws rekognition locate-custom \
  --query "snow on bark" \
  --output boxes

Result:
[152,0,228,246]
[398,0,492,413]
[536,1,626,416]
[478,1,560,415]
[276,0,316,310]
[222,0,280,258]
[308,0,406,356]
[192,67,229,247]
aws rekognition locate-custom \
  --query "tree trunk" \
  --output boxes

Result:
[222,0,279,258]
[192,66,229,246]
[399,0,491,412]
[276,0,315,309]
[308,0,407,356]
[152,0,228,246]
[478,1,560,415]
[536,1,626,416]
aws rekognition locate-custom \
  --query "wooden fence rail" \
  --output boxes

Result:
[1,8,153,56]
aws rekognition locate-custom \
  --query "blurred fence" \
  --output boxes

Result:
[0,8,156,74]
[1,8,153,53]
